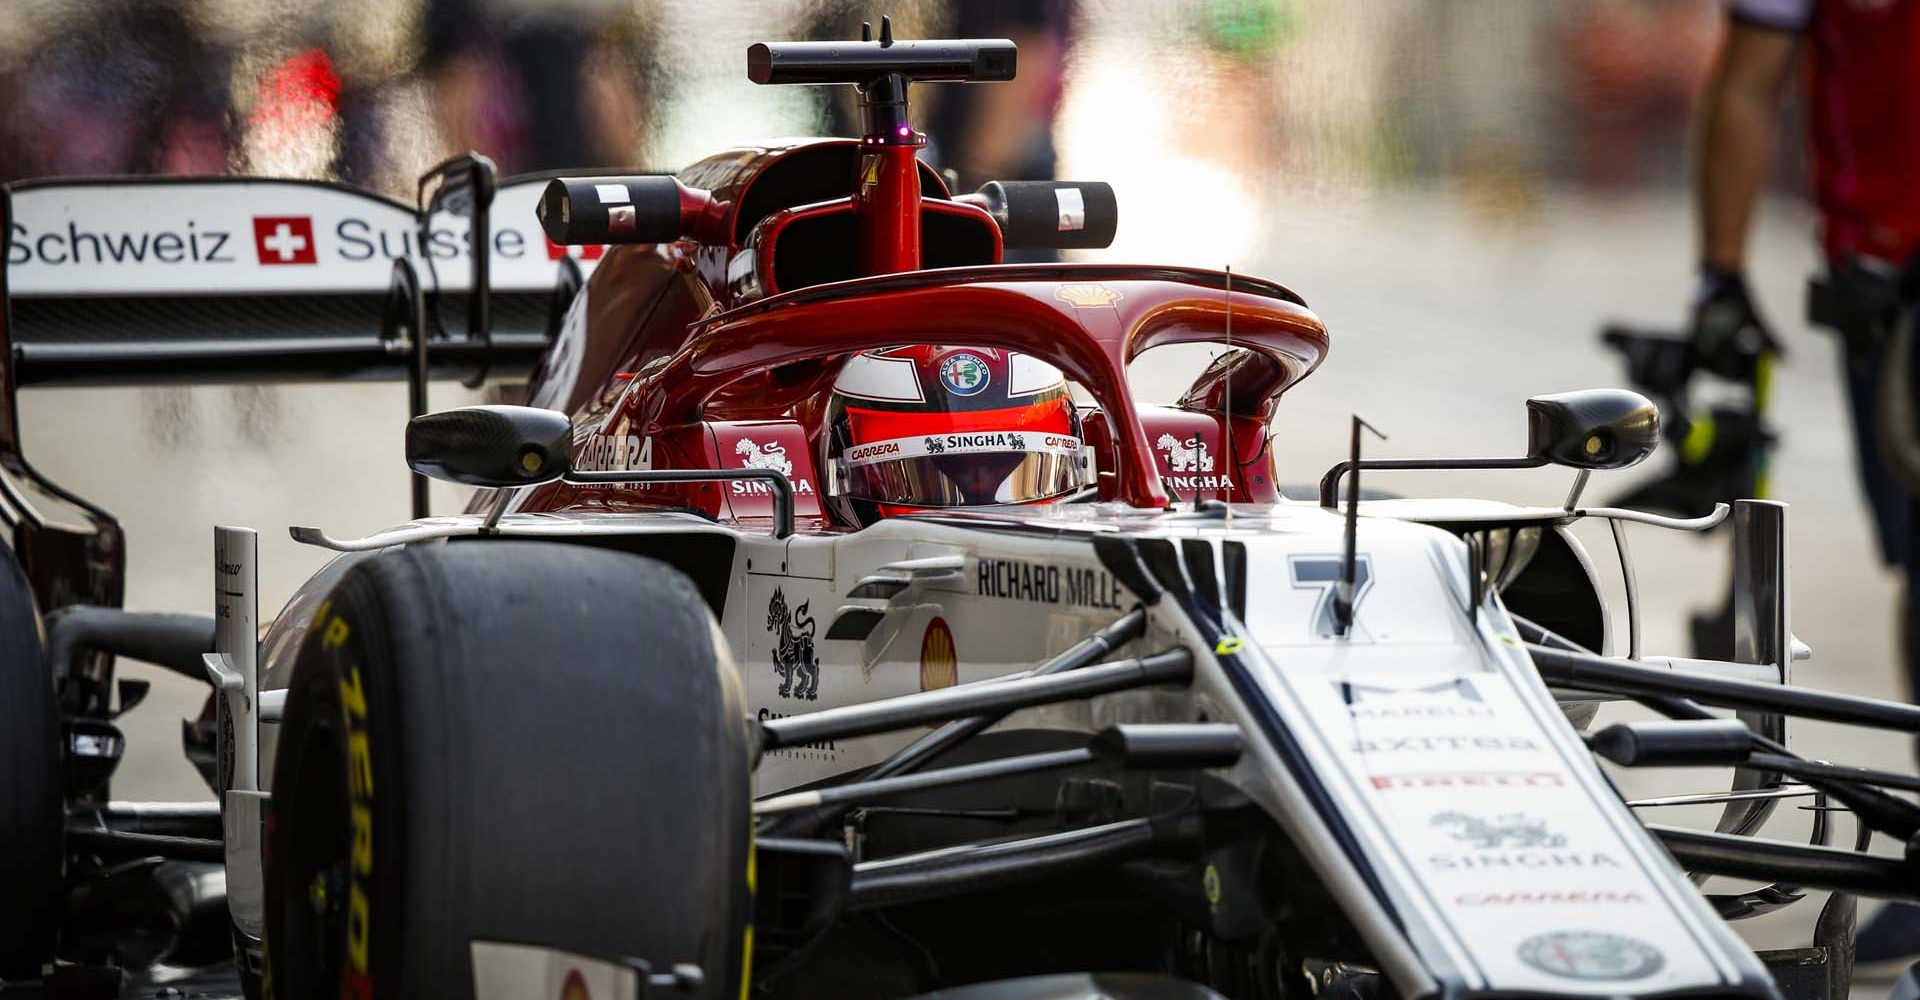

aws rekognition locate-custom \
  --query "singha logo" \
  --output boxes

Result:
[735,437,794,477]
[766,588,819,701]
[923,436,947,455]
[1430,811,1566,850]
[1156,433,1214,473]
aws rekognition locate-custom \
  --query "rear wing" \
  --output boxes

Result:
[1,161,602,390]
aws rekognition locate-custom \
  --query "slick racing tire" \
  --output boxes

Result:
[0,546,58,979]
[264,541,750,1000]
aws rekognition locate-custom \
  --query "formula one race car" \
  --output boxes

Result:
[8,25,1920,1000]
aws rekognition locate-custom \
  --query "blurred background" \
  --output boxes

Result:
[4,0,1893,983]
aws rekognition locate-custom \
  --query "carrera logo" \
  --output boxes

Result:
[574,433,648,473]
[846,441,902,463]
[1430,852,1619,870]
[1041,435,1080,450]
[252,216,316,265]
[1457,890,1648,907]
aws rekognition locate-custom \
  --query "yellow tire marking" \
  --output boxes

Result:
[740,829,756,1000]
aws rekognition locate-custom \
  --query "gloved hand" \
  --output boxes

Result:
[1688,266,1782,381]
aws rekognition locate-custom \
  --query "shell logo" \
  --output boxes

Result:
[559,970,591,1000]
[1053,284,1122,308]
[920,617,957,692]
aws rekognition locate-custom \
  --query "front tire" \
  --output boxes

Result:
[265,541,750,1000]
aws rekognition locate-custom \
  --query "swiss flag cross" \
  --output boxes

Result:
[545,237,606,262]
[252,216,317,265]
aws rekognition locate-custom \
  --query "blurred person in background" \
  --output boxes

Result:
[423,0,656,173]
[802,1,1073,194]
[1687,0,1920,964]
[1563,0,1720,191]
[0,0,232,181]
[922,0,1073,194]
[926,0,1073,264]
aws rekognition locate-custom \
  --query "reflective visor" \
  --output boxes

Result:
[833,402,1086,507]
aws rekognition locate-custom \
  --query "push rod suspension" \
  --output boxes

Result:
[1649,825,1920,899]
[847,815,1190,910]
[755,723,1241,817]
[1513,615,1920,840]
[755,649,1191,753]
[1527,643,1920,733]
[757,748,1093,817]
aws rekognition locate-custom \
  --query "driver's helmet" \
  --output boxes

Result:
[823,346,1090,524]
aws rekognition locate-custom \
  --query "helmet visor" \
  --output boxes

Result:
[834,430,1087,507]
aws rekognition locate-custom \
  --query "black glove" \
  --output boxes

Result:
[1688,266,1781,381]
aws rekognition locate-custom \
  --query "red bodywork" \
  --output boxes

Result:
[516,138,1329,529]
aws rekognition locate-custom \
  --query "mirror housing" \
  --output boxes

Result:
[1525,389,1659,471]
[958,181,1118,250]
[538,176,714,246]
[406,405,571,487]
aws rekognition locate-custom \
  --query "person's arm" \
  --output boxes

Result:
[1695,17,1802,271]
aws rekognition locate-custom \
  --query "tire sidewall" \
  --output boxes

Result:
[265,577,410,1000]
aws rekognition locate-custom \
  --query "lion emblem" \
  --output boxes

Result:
[765,587,819,701]
[1155,433,1214,473]
[735,437,794,477]
[1430,810,1565,850]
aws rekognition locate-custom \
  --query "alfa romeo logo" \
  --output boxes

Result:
[1517,931,1663,981]
[939,352,990,396]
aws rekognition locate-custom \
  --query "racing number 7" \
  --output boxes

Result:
[1288,555,1372,636]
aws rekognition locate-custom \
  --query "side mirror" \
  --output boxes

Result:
[958,181,1118,250]
[538,176,714,246]
[1316,387,1662,507]
[1525,389,1659,471]
[406,405,571,487]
